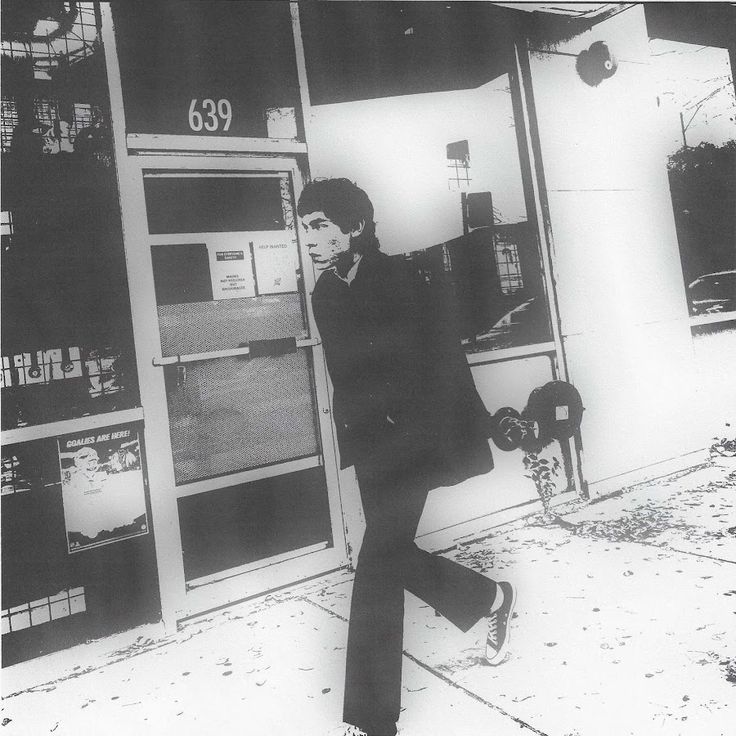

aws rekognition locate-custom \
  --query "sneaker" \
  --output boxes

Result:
[486,581,516,665]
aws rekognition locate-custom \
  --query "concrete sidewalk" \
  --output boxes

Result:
[2,461,734,736]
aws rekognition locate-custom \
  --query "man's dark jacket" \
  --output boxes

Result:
[311,249,493,492]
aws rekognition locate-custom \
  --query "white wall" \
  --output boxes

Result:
[527,5,711,492]
[304,7,732,519]
[691,325,736,443]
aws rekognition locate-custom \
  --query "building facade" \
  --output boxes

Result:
[2,2,734,668]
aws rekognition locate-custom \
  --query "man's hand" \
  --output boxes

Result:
[490,412,538,451]
[499,415,529,444]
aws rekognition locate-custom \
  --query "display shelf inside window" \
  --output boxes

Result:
[1,3,139,429]
[1,346,136,430]
[1,3,114,202]
[1,441,42,497]
[1,427,160,668]
[2,92,115,206]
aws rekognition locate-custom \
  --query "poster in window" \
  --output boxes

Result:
[207,241,256,301]
[58,424,148,553]
[252,237,299,295]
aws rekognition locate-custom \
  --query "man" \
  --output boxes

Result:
[298,179,516,736]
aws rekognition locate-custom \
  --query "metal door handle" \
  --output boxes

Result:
[152,337,321,366]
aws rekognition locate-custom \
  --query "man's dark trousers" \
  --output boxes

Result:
[343,452,497,736]
[311,251,499,734]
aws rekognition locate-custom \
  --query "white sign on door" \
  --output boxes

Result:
[207,244,256,300]
[252,238,298,294]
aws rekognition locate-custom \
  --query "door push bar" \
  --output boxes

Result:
[152,336,321,367]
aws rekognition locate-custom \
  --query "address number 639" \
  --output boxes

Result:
[188,98,233,132]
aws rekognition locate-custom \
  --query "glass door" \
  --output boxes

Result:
[124,156,345,621]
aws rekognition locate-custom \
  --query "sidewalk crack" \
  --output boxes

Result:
[401,650,549,736]
[303,598,549,735]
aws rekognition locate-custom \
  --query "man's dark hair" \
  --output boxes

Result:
[297,178,380,254]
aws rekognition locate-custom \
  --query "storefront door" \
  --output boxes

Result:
[121,155,345,622]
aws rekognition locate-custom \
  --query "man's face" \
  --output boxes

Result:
[300,211,352,271]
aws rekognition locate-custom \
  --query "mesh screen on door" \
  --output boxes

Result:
[167,349,319,485]
[157,294,305,357]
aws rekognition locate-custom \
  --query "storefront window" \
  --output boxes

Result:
[300,2,553,353]
[1,2,138,429]
[1,430,160,667]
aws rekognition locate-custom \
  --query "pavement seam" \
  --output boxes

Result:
[520,512,736,566]
[555,531,736,565]
[302,597,549,736]
[664,548,735,565]
[2,638,175,699]
[399,650,549,736]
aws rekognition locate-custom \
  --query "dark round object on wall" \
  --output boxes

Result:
[576,41,618,87]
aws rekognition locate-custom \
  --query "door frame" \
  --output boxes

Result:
[101,12,347,626]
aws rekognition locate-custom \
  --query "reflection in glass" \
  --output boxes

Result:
[400,222,551,352]
[650,38,736,319]
[1,3,138,429]
[687,271,736,316]
[303,9,554,353]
